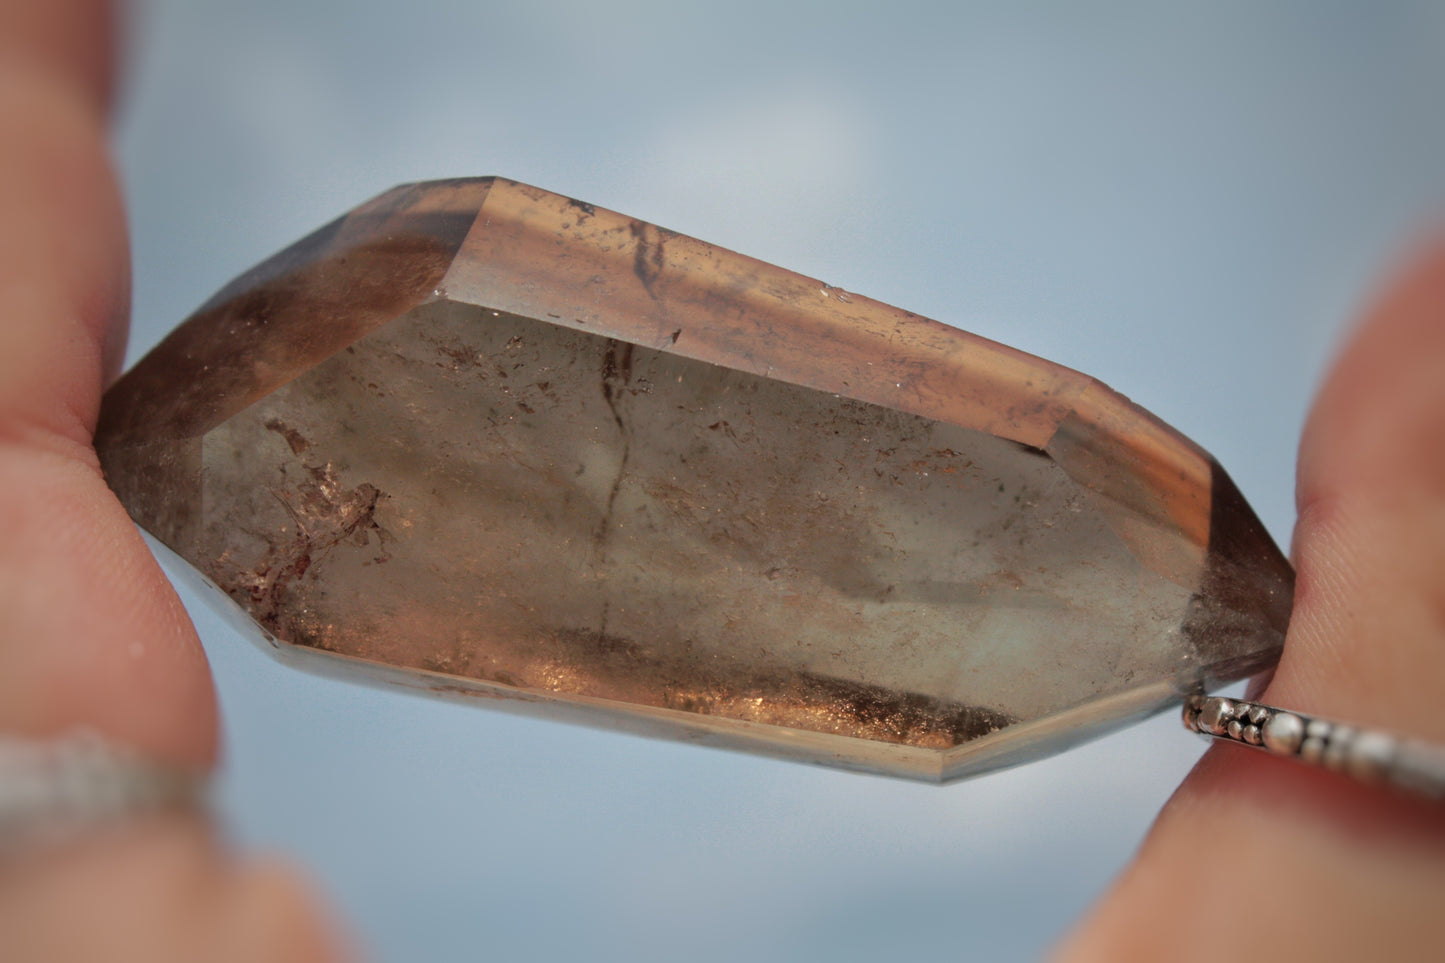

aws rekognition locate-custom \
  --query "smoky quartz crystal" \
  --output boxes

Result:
[95,178,1292,781]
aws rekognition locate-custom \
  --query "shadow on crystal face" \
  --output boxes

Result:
[96,177,1292,782]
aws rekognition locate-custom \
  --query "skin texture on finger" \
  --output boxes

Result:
[1055,239,1445,961]
[0,448,215,764]
[0,0,213,766]
[1279,237,1445,739]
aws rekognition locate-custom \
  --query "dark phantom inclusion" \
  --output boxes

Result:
[95,178,1293,782]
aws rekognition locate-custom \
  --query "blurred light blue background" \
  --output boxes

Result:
[115,3,1445,960]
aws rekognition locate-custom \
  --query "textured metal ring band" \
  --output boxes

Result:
[1183,695,1445,800]
[0,730,209,854]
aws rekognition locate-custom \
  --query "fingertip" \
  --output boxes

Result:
[0,449,219,769]
[229,856,357,963]
[1275,228,1445,737]
[0,0,120,119]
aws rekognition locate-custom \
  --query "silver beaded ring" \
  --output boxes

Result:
[1183,695,1445,800]
[0,730,209,854]
[3,704,1440,854]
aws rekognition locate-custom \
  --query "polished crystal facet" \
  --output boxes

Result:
[95,178,1293,782]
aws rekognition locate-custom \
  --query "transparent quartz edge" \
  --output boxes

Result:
[149,533,1178,784]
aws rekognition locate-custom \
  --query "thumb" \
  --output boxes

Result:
[1056,235,1445,962]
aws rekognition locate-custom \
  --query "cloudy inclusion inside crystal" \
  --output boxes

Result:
[198,300,1189,753]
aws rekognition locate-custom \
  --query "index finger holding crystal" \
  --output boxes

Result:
[0,0,217,768]
[1057,237,1445,962]
[0,2,350,959]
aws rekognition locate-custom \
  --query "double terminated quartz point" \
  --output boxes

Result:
[95,178,1292,782]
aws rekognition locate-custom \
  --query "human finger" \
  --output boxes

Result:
[0,0,215,766]
[1055,237,1445,961]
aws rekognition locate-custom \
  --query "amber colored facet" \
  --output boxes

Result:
[95,178,1293,782]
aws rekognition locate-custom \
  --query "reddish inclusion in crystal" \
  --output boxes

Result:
[95,178,1292,782]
